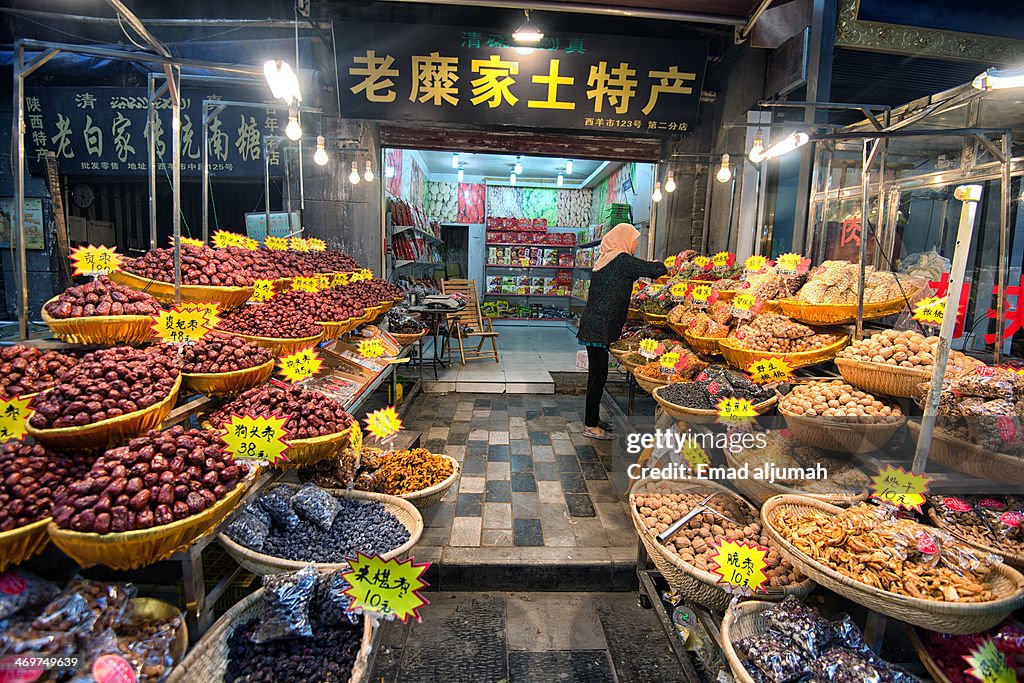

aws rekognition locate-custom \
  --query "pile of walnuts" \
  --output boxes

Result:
[781,380,901,419]
[730,313,838,353]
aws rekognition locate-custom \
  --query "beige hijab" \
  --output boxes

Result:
[593,223,640,272]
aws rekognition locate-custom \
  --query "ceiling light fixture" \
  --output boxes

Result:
[457,166,465,182]
[364,160,374,182]
[557,172,563,187]
[284,110,302,140]
[451,152,459,168]
[514,156,523,175]
[565,159,573,175]
[313,135,328,166]
[760,131,810,160]
[652,181,663,203]
[664,170,676,193]
[716,154,732,183]
[349,161,360,185]
[749,128,765,163]
[263,59,301,105]
[512,9,544,44]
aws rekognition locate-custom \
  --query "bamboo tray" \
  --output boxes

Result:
[777,401,904,454]
[907,421,1024,484]
[680,328,725,356]
[182,360,274,399]
[927,507,1024,571]
[778,295,917,325]
[834,356,932,399]
[761,494,1024,633]
[41,298,154,345]
[720,600,777,683]
[109,269,253,310]
[319,316,363,341]
[642,311,670,325]
[363,305,383,321]
[652,385,777,423]
[629,479,813,612]
[48,468,256,570]
[221,329,324,357]
[26,375,182,451]
[719,335,850,371]
[616,355,645,372]
[217,486,422,575]
[0,518,51,572]
[632,368,670,394]
[398,455,461,509]
[391,329,428,346]
[724,448,869,507]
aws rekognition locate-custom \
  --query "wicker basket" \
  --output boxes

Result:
[651,386,778,424]
[907,627,954,683]
[109,269,253,310]
[0,518,51,572]
[834,356,932,399]
[616,355,645,372]
[907,421,1024,484]
[26,375,182,451]
[217,486,423,575]
[182,360,274,399]
[760,495,1024,633]
[398,456,461,510]
[629,479,814,612]
[720,600,780,683]
[282,427,355,469]
[632,368,670,394]
[627,307,643,320]
[777,402,904,454]
[927,507,1024,571]
[363,305,383,322]
[319,320,347,341]
[41,300,155,345]
[778,295,916,325]
[132,597,189,668]
[680,329,724,356]
[222,329,324,358]
[642,311,670,326]
[391,329,428,346]
[166,589,371,683]
[723,448,869,507]
[719,335,850,371]
[48,469,256,570]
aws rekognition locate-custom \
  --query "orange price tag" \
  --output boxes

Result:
[364,405,403,441]
[69,245,122,277]
[278,347,322,384]
[871,466,930,512]
[220,414,290,465]
[0,396,33,442]
[710,539,770,595]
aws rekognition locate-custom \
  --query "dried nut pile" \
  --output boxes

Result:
[28,346,179,429]
[218,299,323,339]
[772,503,998,602]
[44,276,160,318]
[730,313,839,353]
[738,265,805,300]
[929,495,1024,562]
[634,485,803,587]
[781,380,901,418]
[734,432,870,495]
[122,245,256,286]
[355,448,454,495]
[839,329,938,367]
[922,365,1024,453]
[0,443,94,531]
[657,365,775,410]
[207,385,354,439]
[711,278,741,291]
[51,426,246,533]
[180,332,273,374]
[796,262,922,305]
[634,349,708,382]
[0,345,79,398]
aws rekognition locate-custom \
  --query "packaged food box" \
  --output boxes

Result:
[531,276,546,293]
[544,277,557,294]
[558,252,574,267]
[495,247,508,264]
[502,276,515,294]
[488,247,497,263]
[486,275,502,293]
[515,275,529,295]
[556,269,572,285]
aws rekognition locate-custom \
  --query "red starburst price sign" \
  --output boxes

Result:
[871,466,930,513]
[342,553,430,622]
[220,414,290,465]
[278,347,322,384]
[364,405,403,442]
[710,539,770,595]
[0,396,33,442]
[70,245,122,277]
[965,639,1016,683]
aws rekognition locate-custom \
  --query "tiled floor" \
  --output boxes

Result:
[408,393,636,565]
[423,323,583,394]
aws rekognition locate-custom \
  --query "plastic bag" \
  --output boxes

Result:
[0,569,60,620]
[951,367,1024,400]
[118,611,183,682]
[314,570,359,628]
[0,624,77,656]
[258,485,301,532]
[810,647,884,683]
[253,566,317,644]
[32,580,135,636]
[763,596,833,658]
[736,629,808,683]
[67,628,144,683]
[224,510,270,551]
[291,483,342,532]
[243,502,271,528]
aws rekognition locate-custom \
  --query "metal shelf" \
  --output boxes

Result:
[391,225,443,245]
[485,263,572,269]
[486,242,575,248]
[574,238,602,249]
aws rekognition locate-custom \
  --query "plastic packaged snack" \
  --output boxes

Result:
[224,510,271,551]
[243,502,271,528]
[253,566,318,644]
[314,570,359,628]
[809,647,885,683]
[291,483,342,532]
[0,569,60,620]
[119,611,183,682]
[259,485,302,532]
[737,629,808,683]
[763,596,833,658]
[950,367,1024,400]
[0,624,77,656]
[67,628,144,683]
[32,580,135,636]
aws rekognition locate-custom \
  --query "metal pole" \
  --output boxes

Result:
[13,45,27,340]
[995,133,1012,364]
[171,65,182,305]
[912,184,983,474]
[148,79,169,250]
[264,137,272,238]
[202,101,210,242]
[285,151,293,236]
[856,140,870,339]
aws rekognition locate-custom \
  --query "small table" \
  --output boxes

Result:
[406,302,467,379]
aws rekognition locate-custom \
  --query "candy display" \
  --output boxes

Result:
[206,385,354,439]
[44,276,161,318]
[656,365,775,410]
[0,443,94,531]
[0,345,80,398]
[729,313,840,353]
[180,332,274,374]
[780,380,900,418]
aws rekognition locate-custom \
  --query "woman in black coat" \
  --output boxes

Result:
[576,223,667,439]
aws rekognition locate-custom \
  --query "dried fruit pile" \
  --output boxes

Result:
[217,299,323,339]
[206,385,353,439]
[180,332,273,374]
[122,244,256,286]
[0,345,79,398]
[44,276,160,318]
[0,443,94,531]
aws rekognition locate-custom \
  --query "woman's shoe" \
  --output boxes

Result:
[598,420,615,432]
[583,428,615,441]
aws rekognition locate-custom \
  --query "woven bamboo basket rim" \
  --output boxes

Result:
[220,328,324,346]
[47,467,256,570]
[719,334,850,370]
[201,420,354,468]
[40,298,156,342]
[181,359,275,398]
[833,356,933,398]
[723,447,870,506]
[627,308,643,320]
[181,358,275,382]
[391,329,428,345]
[679,328,726,354]
[760,494,1024,632]
[397,455,460,503]
[777,294,916,324]
[906,626,954,683]
[631,367,670,393]
[927,507,1024,570]
[166,588,371,683]
[776,396,905,454]
[109,269,254,309]
[616,355,645,372]
[0,517,51,572]
[629,479,814,603]
[217,485,423,574]
[25,374,182,447]
[651,385,778,421]
[906,421,1024,485]
[719,599,775,683]
[642,311,670,325]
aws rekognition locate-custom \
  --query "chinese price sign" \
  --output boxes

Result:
[638,338,662,360]
[265,236,289,250]
[746,358,793,384]
[220,414,290,465]
[185,301,220,330]
[711,251,735,270]
[744,255,767,274]
[669,282,688,300]
[692,255,711,270]
[212,230,246,249]
[290,237,312,252]
[69,245,122,277]
[332,272,351,287]
[928,273,970,339]
[663,255,677,270]
[316,273,332,291]
[682,443,710,470]
[342,553,430,622]
[359,338,387,359]
[716,397,757,425]
[912,296,947,326]
[251,279,277,302]
[364,405,403,442]
[871,466,930,513]
[660,351,681,373]
[730,293,762,320]
[308,238,327,251]
[179,236,205,248]
[965,640,1016,683]
[776,253,805,276]
[0,396,33,442]
[686,284,716,309]
[152,305,212,343]
[278,347,322,384]
[710,540,769,595]
[291,276,321,293]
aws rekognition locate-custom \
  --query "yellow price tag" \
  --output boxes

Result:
[364,405,403,441]
[710,539,770,595]
[670,283,688,299]
[682,443,710,470]
[687,283,714,308]
[183,301,220,330]
[660,352,681,372]
[912,296,946,326]
[341,553,430,622]
[69,245,122,277]
[179,237,205,248]
[332,272,350,287]
[966,639,1017,683]
[746,357,793,384]
[278,347,323,384]
[219,414,290,465]
[350,422,363,458]
[663,255,677,269]
[152,305,213,343]
[359,268,374,282]
[211,230,244,248]
[359,338,387,359]
[730,292,761,319]
[251,279,276,302]
[0,396,33,442]
[716,397,757,424]
[712,251,733,268]
[871,466,930,512]
[241,237,259,251]
[291,276,320,293]
[265,236,289,250]
[308,238,327,251]
[631,282,641,295]
[290,237,311,252]
[744,255,767,273]
[776,252,803,275]
[316,273,332,291]
[693,255,711,269]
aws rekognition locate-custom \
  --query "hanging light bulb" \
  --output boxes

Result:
[665,170,676,193]
[565,159,573,175]
[557,172,563,187]
[349,161,360,185]
[716,154,732,183]
[285,110,302,141]
[749,128,765,163]
[514,156,523,175]
[510,170,517,186]
[512,9,544,44]
[263,60,301,104]
[313,135,328,166]
[760,131,810,160]
[364,160,374,182]
[457,166,465,183]
[652,181,663,203]
[451,152,459,168]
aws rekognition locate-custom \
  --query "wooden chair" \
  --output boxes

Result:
[440,279,500,365]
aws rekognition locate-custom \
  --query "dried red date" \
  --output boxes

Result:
[206,385,354,440]
[44,276,160,319]
[0,345,79,398]
[0,442,92,529]
[180,332,273,374]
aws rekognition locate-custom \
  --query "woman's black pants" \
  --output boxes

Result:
[585,346,609,428]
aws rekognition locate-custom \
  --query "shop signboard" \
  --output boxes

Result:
[337,21,708,135]
[24,87,280,177]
